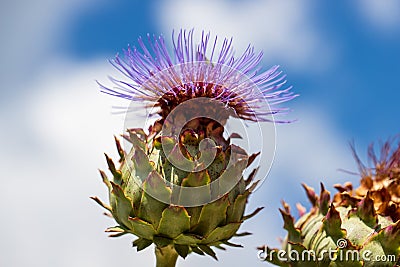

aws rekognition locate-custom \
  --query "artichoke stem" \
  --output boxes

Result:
[155,245,178,267]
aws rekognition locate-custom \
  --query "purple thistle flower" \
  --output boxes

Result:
[99,29,297,122]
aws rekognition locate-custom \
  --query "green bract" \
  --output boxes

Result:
[93,126,262,265]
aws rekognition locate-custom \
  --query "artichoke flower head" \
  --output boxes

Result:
[93,29,296,267]
[260,139,400,267]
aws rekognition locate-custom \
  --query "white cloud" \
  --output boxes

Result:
[0,0,96,87]
[156,0,335,72]
[356,0,400,32]
[271,106,356,186]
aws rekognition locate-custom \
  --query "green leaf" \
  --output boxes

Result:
[213,244,226,250]
[178,171,212,206]
[142,171,171,202]
[318,183,331,215]
[128,217,156,240]
[108,232,127,238]
[99,169,115,216]
[157,206,190,238]
[246,152,260,167]
[132,238,153,251]
[153,236,173,248]
[113,135,125,163]
[302,183,317,207]
[110,182,133,228]
[198,245,218,260]
[280,208,302,243]
[193,196,229,236]
[202,223,241,244]
[126,128,147,152]
[174,233,202,245]
[174,244,189,258]
[356,192,377,227]
[206,148,226,181]
[105,226,125,233]
[227,194,247,223]
[322,204,346,242]
[186,206,202,230]
[181,170,211,187]
[105,226,127,237]
[234,232,252,237]
[243,207,264,221]
[99,170,111,190]
[137,193,167,230]
[105,154,122,183]
[138,172,171,228]
[168,143,195,170]
[119,146,140,196]
[374,220,400,255]
[244,167,259,186]
[215,160,246,199]
[122,174,141,216]
[132,147,154,182]
[221,240,242,248]
[226,181,258,223]
[90,196,111,212]
[190,246,204,255]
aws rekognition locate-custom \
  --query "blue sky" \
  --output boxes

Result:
[1,1,399,266]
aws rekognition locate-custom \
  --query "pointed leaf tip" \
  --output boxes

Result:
[108,232,126,238]
[302,183,317,206]
[357,192,377,227]
[190,246,205,255]
[245,167,259,186]
[198,245,218,260]
[175,244,189,258]
[125,128,147,150]
[113,135,125,162]
[90,196,112,212]
[247,152,261,167]
[98,169,112,189]
[323,204,346,242]
[132,148,154,181]
[105,226,126,237]
[105,226,124,233]
[281,200,290,213]
[104,153,122,182]
[202,223,241,244]
[319,183,331,215]
[222,240,243,248]
[235,232,252,237]
[213,244,226,251]
[243,207,264,220]
[279,208,302,243]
